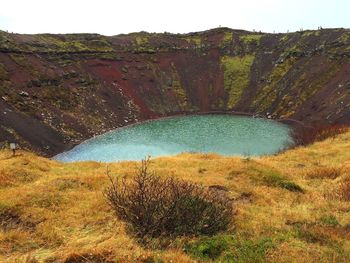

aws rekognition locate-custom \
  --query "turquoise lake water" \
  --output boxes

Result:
[54,115,294,162]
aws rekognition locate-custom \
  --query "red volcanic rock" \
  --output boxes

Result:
[0,28,349,155]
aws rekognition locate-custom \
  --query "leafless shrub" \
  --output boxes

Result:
[104,158,234,238]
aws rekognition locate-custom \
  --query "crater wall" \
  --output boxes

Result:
[0,28,349,155]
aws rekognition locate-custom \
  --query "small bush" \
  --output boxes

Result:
[104,158,234,238]
[319,215,339,227]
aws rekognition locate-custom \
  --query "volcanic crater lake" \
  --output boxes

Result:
[54,115,294,162]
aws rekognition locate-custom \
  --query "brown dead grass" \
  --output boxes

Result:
[306,166,343,179]
[0,131,349,262]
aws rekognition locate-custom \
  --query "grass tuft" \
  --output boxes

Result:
[184,234,275,262]
[306,166,342,179]
[253,167,304,193]
[319,215,339,227]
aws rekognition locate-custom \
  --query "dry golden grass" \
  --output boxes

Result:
[0,131,350,262]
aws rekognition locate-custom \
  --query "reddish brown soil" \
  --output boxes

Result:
[0,28,349,156]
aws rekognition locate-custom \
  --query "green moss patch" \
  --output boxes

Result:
[221,55,255,108]
[184,234,275,262]
[240,34,263,45]
[261,173,304,193]
[254,167,304,193]
[220,32,233,48]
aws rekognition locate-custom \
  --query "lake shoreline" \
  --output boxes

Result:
[54,114,294,162]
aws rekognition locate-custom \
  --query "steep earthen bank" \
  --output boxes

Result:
[0,28,349,156]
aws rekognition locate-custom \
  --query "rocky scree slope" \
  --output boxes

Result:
[0,28,349,156]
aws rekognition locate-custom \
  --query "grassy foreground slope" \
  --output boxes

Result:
[0,131,350,262]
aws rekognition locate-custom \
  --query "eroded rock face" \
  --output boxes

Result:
[0,28,349,155]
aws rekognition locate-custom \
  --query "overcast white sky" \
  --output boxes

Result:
[0,0,349,35]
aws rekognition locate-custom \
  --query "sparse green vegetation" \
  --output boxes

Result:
[240,34,263,45]
[337,32,350,43]
[221,55,255,108]
[9,53,28,67]
[250,166,304,192]
[302,30,321,37]
[133,35,156,53]
[319,215,339,227]
[184,36,202,46]
[279,34,290,42]
[0,31,19,51]
[292,224,332,246]
[1,33,115,54]
[36,34,114,53]
[184,235,230,260]
[261,173,304,192]
[184,234,275,262]
[135,35,149,46]
[220,32,233,47]
[42,86,78,110]
[172,79,188,109]
[252,58,296,113]
[276,62,342,117]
